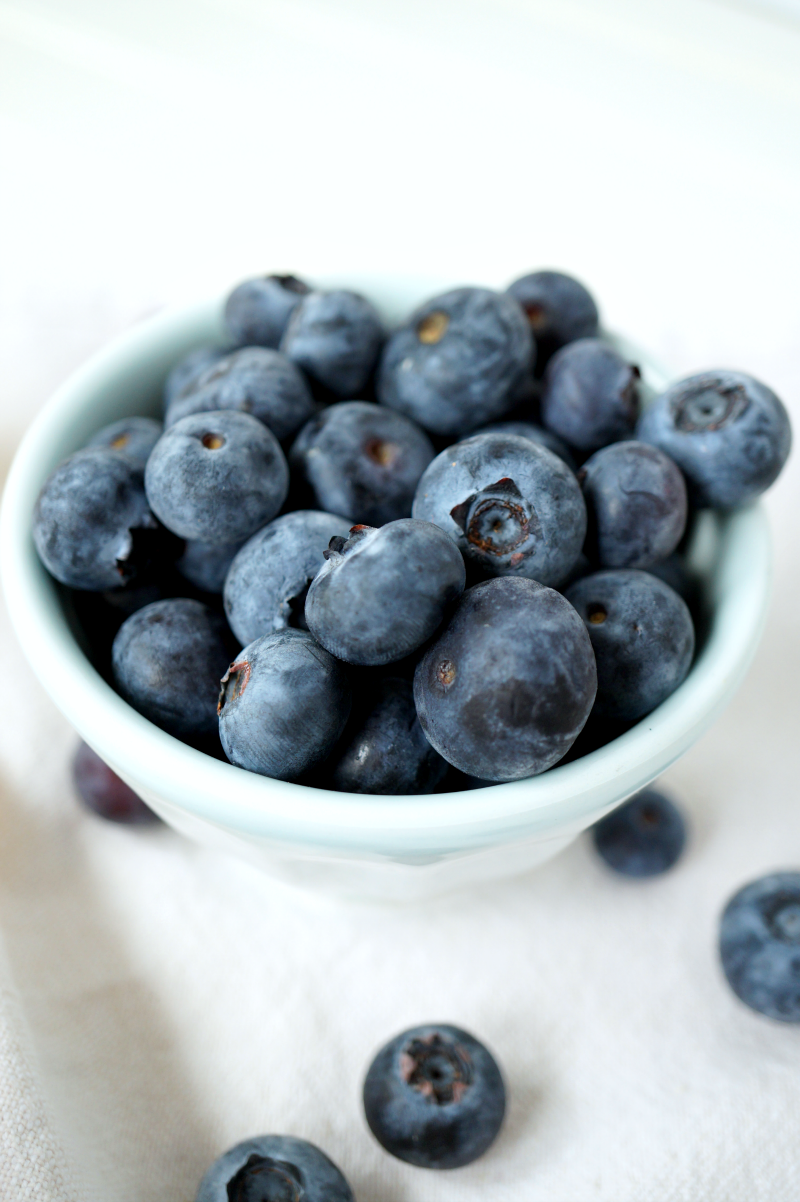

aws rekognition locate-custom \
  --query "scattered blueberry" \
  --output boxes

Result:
[165,347,315,443]
[289,400,435,526]
[592,788,686,876]
[506,269,599,371]
[145,410,289,543]
[280,289,385,396]
[33,447,158,590]
[112,598,234,738]
[224,273,312,348]
[86,416,163,469]
[377,286,534,437]
[636,369,792,508]
[363,1023,505,1169]
[565,570,695,722]
[163,345,227,411]
[175,538,245,595]
[305,520,466,666]
[580,440,688,569]
[541,338,640,453]
[412,432,586,586]
[720,872,800,1022]
[414,577,597,780]
[217,629,352,779]
[195,1133,354,1202]
[476,419,577,471]
[223,509,350,646]
[72,740,159,824]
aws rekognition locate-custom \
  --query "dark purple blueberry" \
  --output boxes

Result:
[224,274,312,348]
[86,417,163,469]
[414,577,597,781]
[541,338,640,453]
[72,741,159,824]
[195,1133,353,1202]
[363,1024,505,1169]
[720,873,800,1022]
[412,432,586,586]
[565,570,694,722]
[636,370,792,508]
[506,269,599,371]
[163,345,227,411]
[305,520,466,666]
[476,419,577,471]
[165,347,315,443]
[580,440,688,569]
[223,510,350,647]
[280,289,384,396]
[33,447,157,590]
[592,788,686,876]
[377,286,534,437]
[290,401,434,526]
[217,629,352,779]
[144,410,289,544]
[112,598,234,738]
[175,539,245,595]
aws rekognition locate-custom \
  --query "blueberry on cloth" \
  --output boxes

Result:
[363,1023,505,1169]
[290,401,434,526]
[224,273,312,349]
[86,416,163,470]
[476,419,577,471]
[322,677,448,794]
[565,570,694,723]
[636,369,792,508]
[592,788,686,876]
[217,629,352,779]
[195,1133,354,1202]
[163,344,227,411]
[719,873,800,1022]
[506,269,599,371]
[112,598,234,737]
[414,577,597,781]
[175,539,246,595]
[280,289,385,397]
[305,520,466,667]
[541,338,640,453]
[165,347,315,444]
[223,509,351,647]
[377,286,534,438]
[72,741,159,824]
[33,447,158,590]
[580,440,688,569]
[412,432,586,587]
[144,410,289,543]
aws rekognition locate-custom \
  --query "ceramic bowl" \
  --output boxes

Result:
[0,275,771,901]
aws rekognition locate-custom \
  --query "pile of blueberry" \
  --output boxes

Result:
[34,269,792,791]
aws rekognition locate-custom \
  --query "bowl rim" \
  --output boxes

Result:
[0,283,772,856]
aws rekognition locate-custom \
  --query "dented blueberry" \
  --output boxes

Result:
[195,1133,354,1202]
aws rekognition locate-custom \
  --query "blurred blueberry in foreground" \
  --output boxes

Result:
[592,788,686,876]
[720,873,800,1022]
[195,1133,353,1202]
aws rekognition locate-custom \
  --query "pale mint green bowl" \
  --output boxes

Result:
[0,276,771,901]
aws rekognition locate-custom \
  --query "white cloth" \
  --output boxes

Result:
[2,1,800,1199]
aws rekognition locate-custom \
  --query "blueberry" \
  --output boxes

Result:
[592,788,686,876]
[414,577,597,780]
[719,873,800,1022]
[195,1133,353,1202]
[165,347,315,444]
[280,290,384,397]
[112,598,234,738]
[163,345,227,411]
[636,370,792,508]
[412,432,586,586]
[223,510,350,646]
[541,338,640,453]
[145,410,289,543]
[321,677,448,794]
[33,447,158,590]
[565,570,694,722]
[363,1023,505,1169]
[305,520,465,666]
[506,269,599,371]
[217,629,352,779]
[86,417,163,469]
[645,553,697,609]
[290,401,434,526]
[476,420,577,471]
[377,286,534,437]
[224,273,312,348]
[176,539,245,595]
[72,741,159,824]
[580,440,688,569]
